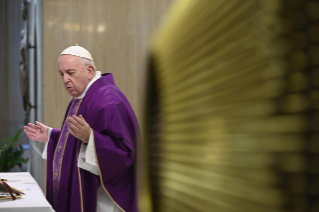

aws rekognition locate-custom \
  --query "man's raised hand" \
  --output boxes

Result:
[24,121,49,142]
[67,115,91,143]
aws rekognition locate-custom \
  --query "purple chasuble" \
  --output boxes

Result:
[46,73,139,212]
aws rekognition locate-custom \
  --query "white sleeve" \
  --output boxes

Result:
[77,130,100,176]
[42,127,53,160]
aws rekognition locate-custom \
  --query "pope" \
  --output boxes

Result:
[24,45,139,212]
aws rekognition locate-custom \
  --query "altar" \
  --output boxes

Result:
[0,172,54,212]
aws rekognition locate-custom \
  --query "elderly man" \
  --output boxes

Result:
[24,45,139,212]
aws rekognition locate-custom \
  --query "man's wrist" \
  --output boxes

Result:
[82,135,90,144]
[81,129,92,144]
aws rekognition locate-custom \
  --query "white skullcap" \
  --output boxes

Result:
[61,43,93,60]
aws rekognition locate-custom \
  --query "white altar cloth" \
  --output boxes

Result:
[0,172,54,212]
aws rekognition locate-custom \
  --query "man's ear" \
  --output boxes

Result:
[87,65,95,80]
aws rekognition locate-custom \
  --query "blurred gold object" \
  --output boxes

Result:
[146,0,319,211]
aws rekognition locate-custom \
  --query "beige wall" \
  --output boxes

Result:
[43,0,173,129]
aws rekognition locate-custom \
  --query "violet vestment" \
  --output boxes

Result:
[46,73,139,212]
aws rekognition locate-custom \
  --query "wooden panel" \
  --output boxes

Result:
[147,0,319,211]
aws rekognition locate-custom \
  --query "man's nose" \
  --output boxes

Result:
[63,75,70,83]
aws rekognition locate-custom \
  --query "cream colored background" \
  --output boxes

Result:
[44,0,173,129]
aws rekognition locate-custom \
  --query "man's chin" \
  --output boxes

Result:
[68,91,79,98]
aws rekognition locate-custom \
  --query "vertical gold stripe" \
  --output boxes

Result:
[52,98,83,208]
[57,99,83,190]
[77,142,84,212]
[52,99,75,207]
[91,129,126,212]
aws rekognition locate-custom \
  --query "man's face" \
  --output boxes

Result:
[58,55,94,98]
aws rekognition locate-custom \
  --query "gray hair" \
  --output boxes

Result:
[81,57,96,72]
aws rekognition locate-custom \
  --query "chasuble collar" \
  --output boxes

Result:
[84,73,116,99]
[75,71,102,99]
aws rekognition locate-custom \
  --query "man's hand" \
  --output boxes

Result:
[67,115,91,143]
[24,121,49,142]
